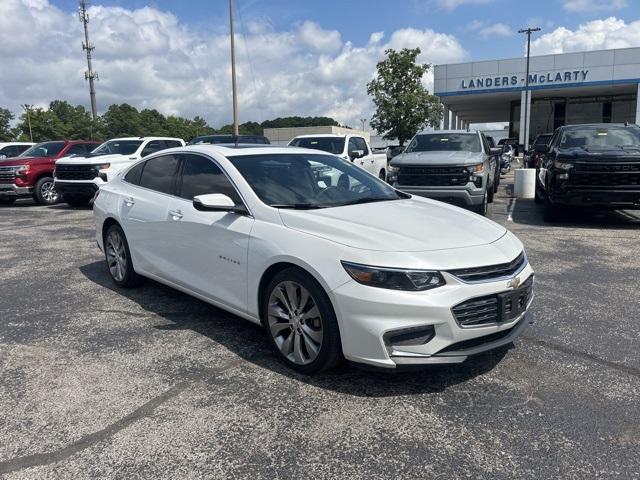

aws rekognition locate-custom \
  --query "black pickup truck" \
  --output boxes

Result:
[536,123,640,221]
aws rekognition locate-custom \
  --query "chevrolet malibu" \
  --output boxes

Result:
[93,145,534,373]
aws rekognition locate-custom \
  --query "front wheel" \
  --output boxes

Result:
[33,177,59,205]
[263,268,342,374]
[472,192,488,216]
[543,194,560,222]
[378,169,386,182]
[64,195,92,208]
[104,224,142,288]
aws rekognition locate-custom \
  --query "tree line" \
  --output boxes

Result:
[0,101,340,143]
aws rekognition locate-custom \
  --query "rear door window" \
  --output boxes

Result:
[66,144,87,155]
[138,155,180,194]
[177,154,242,204]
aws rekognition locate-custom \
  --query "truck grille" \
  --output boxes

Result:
[397,165,469,187]
[447,252,525,282]
[55,164,99,181]
[572,162,640,188]
[451,277,534,327]
[0,167,16,182]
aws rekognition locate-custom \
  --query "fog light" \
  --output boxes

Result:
[383,325,435,352]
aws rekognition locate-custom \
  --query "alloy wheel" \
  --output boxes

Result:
[41,181,59,203]
[267,281,323,365]
[106,230,127,282]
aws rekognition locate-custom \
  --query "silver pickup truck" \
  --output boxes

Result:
[387,130,499,216]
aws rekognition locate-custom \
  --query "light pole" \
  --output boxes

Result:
[518,27,540,152]
[21,104,33,142]
[229,0,239,136]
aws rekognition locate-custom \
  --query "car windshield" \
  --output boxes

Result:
[92,140,143,156]
[405,134,481,153]
[534,134,552,146]
[289,137,346,155]
[20,141,65,158]
[558,126,640,150]
[229,153,406,209]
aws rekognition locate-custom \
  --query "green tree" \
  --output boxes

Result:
[0,108,15,141]
[16,107,66,142]
[48,100,98,140]
[367,48,443,146]
[139,109,168,136]
[102,103,142,137]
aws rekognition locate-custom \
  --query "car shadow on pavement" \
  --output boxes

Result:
[80,260,508,397]
[508,198,640,229]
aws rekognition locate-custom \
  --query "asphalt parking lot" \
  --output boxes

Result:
[1,173,639,479]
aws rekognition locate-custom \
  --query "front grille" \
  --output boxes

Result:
[397,165,469,187]
[572,162,640,188]
[0,167,16,182]
[452,277,533,327]
[438,323,516,353]
[55,164,98,181]
[447,252,525,282]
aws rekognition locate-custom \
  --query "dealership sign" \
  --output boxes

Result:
[461,70,589,89]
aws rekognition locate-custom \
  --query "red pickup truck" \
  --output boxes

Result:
[0,140,100,205]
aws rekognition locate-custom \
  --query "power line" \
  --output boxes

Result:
[79,0,98,121]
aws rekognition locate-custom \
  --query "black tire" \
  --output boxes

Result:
[534,174,544,204]
[64,195,92,208]
[378,169,386,182]
[543,194,560,222]
[472,192,488,216]
[33,176,59,205]
[262,267,343,374]
[103,223,142,288]
[0,197,17,205]
[487,184,495,203]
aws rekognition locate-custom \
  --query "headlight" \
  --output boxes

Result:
[388,165,399,173]
[96,163,111,170]
[467,163,484,173]
[554,160,574,170]
[341,261,445,291]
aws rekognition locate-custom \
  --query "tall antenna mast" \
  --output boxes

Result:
[79,0,98,121]
[229,0,239,136]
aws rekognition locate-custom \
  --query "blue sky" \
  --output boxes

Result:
[49,0,640,61]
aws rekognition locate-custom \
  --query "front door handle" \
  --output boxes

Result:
[169,209,183,220]
[124,197,135,206]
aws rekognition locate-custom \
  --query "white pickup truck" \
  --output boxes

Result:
[288,134,388,181]
[54,136,184,206]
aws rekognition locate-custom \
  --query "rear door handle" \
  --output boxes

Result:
[124,197,135,206]
[169,209,183,220]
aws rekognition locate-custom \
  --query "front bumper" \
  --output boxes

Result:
[550,187,640,209]
[395,185,486,206]
[0,183,32,197]
[330,262,535,370]
[54,180,99,198]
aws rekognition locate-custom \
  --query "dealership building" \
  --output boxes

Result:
[434,47,640,145]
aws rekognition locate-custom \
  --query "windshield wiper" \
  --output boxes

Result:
[335,197,398,207]
[270,203,324,210]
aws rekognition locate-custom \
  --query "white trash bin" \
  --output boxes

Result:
[514,168,536,199]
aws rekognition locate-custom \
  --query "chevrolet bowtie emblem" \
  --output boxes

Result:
[508,277,521,289]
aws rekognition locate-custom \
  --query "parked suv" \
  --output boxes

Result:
[0,142,34,159]
[388,130,498,216]
[537,123,640,221]
[526,133,553,168]
[54,137,184,207]
[0,140,100,205]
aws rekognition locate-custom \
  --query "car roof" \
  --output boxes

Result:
[105,137,183,141]
[292,134,353,139]
[0,142,34,146]
[416,130,479,135]
[172,144,329,157]
[562,123,635,129]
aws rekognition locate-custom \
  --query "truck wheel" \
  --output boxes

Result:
[104,224,142,288]
[64,195,92,208]
[487,184,495,203]
[534,176,544,204]
[33,177,59,205]
[473,192,488,216]
[543,194,560,222]
[378,169,386,182]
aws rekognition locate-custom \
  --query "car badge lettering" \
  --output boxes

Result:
[508,277,521,289]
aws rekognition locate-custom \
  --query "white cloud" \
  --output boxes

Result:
[563,0,628,13]
[467,21,513,38]
[436,0,493,11]
[0,0,468,129]
[530,17,640,54]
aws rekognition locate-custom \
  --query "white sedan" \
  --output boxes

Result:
[93,145,534,373]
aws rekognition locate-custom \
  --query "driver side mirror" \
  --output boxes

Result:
[349,149,365,160]
[193,193,247,215]
[490,147,502,156]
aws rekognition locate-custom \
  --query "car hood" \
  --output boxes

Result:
[392,150,484,166]
[278,197,506,252]
[56,153,130,165]
[0,156,53,166]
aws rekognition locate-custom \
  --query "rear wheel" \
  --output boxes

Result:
[64,195,92,208]
[263,268,342,374]
[33,177,59,205]
[104,224,142,288]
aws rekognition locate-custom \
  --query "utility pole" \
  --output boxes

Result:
[21,104,33,142]
[518,26,540,152]
[79,0,98,121]
[229,0,239,136]
[360,118,367,132]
